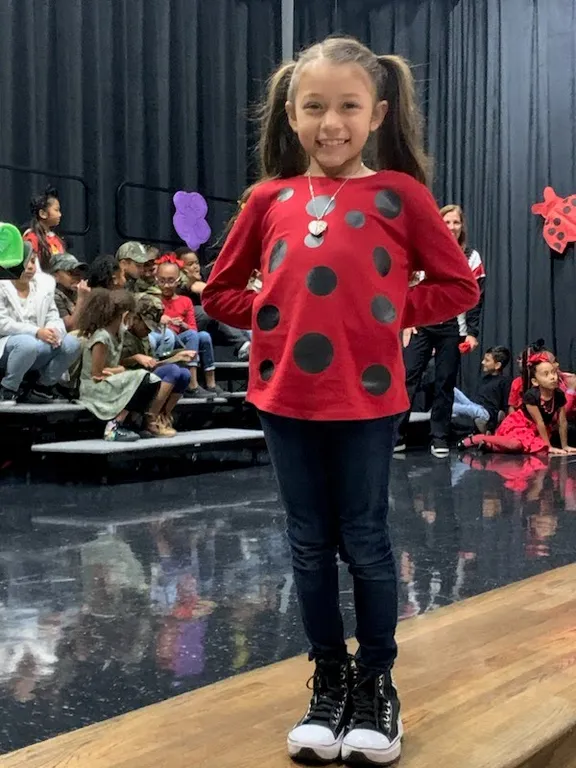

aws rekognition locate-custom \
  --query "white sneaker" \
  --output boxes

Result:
[287,658,352,763]
[341,670,403,765]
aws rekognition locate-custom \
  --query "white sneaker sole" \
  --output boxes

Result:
[287,735,343,764]
[342,737,402,765]
[341,721,403,765]
[430,447,450,458]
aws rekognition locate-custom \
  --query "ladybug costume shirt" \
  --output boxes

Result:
[203,171,479,421]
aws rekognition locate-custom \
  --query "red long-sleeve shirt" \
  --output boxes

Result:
[203,171,479,421]
[160,294,197,334]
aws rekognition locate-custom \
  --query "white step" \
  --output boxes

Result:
[31,427,264,455]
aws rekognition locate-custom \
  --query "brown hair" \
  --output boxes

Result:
[439,204,467,250]
[257,36,430,184]
[77,289,135,338]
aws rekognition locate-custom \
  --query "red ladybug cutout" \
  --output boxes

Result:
[532,186,576,254]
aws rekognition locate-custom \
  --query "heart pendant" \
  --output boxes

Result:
[308,220,328,237]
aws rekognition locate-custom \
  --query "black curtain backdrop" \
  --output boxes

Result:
[0,0,281,260]
[294,0,576,385]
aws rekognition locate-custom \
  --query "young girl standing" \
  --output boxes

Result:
[459,353,576,455]
[77,289,171,442]
[203,37,479,766]
[23,187,66,273]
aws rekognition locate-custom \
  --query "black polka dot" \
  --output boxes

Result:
[306,266,337,296]
[306,195,336,218]
[554,243,562,251]
[563,207,571,214]
[553,218,561,226]
[260,360,275,381]
[373,247,392,277]
[256,305,280,331]
[557,232,565,240]
[345,210,366,228]
[304,233,324,248]
[269,239,287,272]
[362,365,391,396]
[293,333,334,374]
[277,187,294,202]
[375,190,402,218]
[548,228,557,236]
[571,198,576,207]
[371,295,397,324]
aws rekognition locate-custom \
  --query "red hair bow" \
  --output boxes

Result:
[156,252,184,268]
[528,352,551,366]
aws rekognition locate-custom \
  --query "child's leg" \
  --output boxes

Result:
[34,334,81,386]
[176,330,200,389]
[328,416,402,764]
[260,412,346,661]
[330,416,398,673]
[197,331,217,389]
[451,388,490,421]
[0,335,42,392]
[148,328,176,357]
[459,434,524,452]
[260,412,352,762]
[146,381,173,415]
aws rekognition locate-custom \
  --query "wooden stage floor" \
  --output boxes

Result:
[2,564,576,768]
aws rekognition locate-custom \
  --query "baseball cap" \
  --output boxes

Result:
[116,241,155,264]
[48,252,88,274]
[134,293,163,332]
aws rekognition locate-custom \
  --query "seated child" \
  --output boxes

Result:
[452,346,511,432]
[87,255,127,290]
[120,294,195,435]
[509,340,576,420]
[0,246,81,404]
[77,289,175,441]
[459,353,576,455]
[152,255,223,399]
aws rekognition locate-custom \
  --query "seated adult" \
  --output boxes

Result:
[175,246,250,360]
[0,245,81,404]
[87,255,127,290]
[132,245,159,292]
[116,242,156,291]
[49,253,91,331]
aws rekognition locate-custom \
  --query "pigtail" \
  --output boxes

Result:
[258,61,307,179]
[521,347,531,394]
[376,56,430,186]
[30,218,52,272]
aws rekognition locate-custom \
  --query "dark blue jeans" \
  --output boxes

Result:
[259,411,398,672]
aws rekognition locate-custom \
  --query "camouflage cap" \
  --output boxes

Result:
[134,293,163,332]
[48,252,88,274]
[115,241,155,264]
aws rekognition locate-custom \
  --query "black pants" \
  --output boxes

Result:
[399,329,461,441]
[259,411,398,672]
[194,306,249,352]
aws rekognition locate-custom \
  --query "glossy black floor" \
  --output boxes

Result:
[2,450,576,754]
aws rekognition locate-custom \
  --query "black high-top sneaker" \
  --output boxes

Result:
[287,656,354,764]
[341,669,402,765]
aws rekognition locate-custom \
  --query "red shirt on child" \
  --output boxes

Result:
[160,294,197,334]
[203,171,479,421]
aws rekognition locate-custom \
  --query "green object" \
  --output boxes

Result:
[0,223,24,268]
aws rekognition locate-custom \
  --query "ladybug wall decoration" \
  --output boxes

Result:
[532,186,576,254]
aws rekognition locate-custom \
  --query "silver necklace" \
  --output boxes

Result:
[306,164,365,237]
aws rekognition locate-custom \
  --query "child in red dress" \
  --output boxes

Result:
[203,36,479,766]
[460,353,576,455]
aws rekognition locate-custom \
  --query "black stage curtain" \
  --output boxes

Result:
[0,0,281,259]
[295,0,576,386]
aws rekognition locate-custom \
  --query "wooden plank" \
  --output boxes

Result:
[3,566,576,768]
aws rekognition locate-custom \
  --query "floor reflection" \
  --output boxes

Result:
[2,454,576,752]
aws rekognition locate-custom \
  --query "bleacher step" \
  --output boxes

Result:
[2,565,575,767]
[31,427,264,455]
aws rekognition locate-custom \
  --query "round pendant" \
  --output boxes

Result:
[308,220,328,238]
